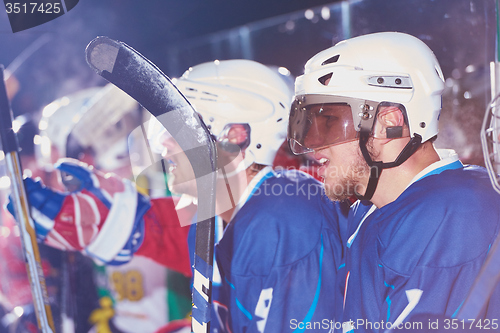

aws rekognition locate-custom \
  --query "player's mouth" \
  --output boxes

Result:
[317,157,330,178]
[167,159,177,173]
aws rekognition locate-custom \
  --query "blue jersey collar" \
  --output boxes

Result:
[229,166,275,221]
[406,149,463,189]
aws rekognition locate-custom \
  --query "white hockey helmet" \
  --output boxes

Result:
[174,59,293,167]
[37,86,100,169]
[288,31,445,155]
[37,84,143,171]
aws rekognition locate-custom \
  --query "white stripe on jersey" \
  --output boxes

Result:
[72,194,86,249]
[85,179,138,264]
[80,192,101,241]
[30,207,55,234]
[47,228,75,250]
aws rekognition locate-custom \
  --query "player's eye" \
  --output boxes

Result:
[317,113,339,129]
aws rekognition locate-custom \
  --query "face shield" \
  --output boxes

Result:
[288,95,380,155]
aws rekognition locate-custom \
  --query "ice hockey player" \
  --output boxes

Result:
[32,84,192,333]
[0,118,78,333]
[288,31,500,331]
[10,59,347,332]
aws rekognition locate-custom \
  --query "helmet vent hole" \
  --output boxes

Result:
[277,118,283,122]
[420,122,426,128]
[321,54,340,65]
[279,102,285,109]
[318,73,333,86]
[256,144,262,149]
[202,91,218,97]
[187,87,198,92]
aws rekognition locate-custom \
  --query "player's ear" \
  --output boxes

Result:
[373,106,406,139]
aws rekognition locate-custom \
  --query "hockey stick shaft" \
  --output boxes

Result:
[85,37,216,333]
[0,66,55,332]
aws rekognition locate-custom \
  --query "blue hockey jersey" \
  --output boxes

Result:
[338,156,500,332]
[191,167,348,333]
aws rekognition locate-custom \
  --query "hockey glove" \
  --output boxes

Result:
[7,158,151,265]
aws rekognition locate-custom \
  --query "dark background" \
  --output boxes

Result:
[0,0,339,115]
[0,0,497,165]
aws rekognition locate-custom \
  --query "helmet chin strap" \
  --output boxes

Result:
[354,131,422,201]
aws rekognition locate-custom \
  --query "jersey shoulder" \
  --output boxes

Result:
[412,165,496,200]
[218,170,345,275]
[252,169,333,209]
[377,166,500,272]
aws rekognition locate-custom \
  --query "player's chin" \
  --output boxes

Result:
[325,191,351,202]
[168,178,181,194]
[324,179,358,202]
[170,179,198,197]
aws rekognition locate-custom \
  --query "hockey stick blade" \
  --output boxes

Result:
[85,36,216,223]
[0,66,55,333]
[85,36,216,332]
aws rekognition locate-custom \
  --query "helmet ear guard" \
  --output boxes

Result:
[371,102,409,139]
[356,102,422,201]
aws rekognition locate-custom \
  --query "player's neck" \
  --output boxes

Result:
[217,167,260,224]
[370,141,440,208]
[219,210,233,224]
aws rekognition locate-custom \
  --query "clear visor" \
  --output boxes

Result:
[288,95,379,155]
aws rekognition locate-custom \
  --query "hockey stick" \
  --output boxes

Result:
[0,66,55,333]
[85,36,217,333]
